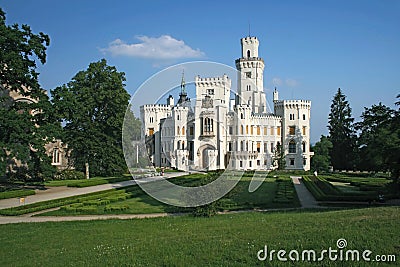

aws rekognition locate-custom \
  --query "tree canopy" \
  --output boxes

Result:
[310,135,332,172]
[328,88,357,170]
[51,59,131,176]
[0,8,59,181]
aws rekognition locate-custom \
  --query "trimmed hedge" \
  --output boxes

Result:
[273,179,296,204]
[0,189,36,200]
[0,187,136,216]
[302,176,378,202]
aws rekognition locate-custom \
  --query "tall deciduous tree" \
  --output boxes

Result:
[311,135,333,172]
[356,97,400,188]
[328,88,357,170]
[0,8,59,181]
[51,59,131,176]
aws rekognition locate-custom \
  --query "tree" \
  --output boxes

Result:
[0,8,59,181]
[122,104,142,169]
[328,88,357,170]
[311,135,333,172]
[51,59,130,176]
[272,143,285,170]
[356,98,400,188]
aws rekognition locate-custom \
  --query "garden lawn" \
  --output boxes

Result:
[40,174,299,216]
[0,207,398,266]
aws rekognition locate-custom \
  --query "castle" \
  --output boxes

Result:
[140,36,313,171]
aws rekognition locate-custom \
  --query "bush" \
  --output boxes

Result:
[0,189,35,200]
[53,170,85,181]
[67,179,108,187]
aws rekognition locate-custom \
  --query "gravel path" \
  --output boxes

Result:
[291,176,319,208]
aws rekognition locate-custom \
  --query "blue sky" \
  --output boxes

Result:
[1,0,399,143]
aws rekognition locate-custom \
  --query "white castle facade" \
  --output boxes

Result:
[140,36,313,171]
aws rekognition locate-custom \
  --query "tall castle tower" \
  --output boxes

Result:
[235,36,267,114]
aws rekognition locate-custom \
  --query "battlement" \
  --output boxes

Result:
[195,74,231,87]
[241,36,259,45]
[274,100,311,110]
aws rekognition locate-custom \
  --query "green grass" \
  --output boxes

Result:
[44,175,132,187]
[0,207,398,266]
[40,173,300,216]
[0,189,35,199]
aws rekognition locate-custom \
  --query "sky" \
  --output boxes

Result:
[1,0,399,143]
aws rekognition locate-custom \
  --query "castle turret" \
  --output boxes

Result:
[235,36,266,114]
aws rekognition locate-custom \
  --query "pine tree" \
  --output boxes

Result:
[328,88,357,170]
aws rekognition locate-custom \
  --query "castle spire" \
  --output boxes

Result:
[180,70,186,94]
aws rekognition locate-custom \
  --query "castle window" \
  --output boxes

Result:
[249,161,252,168]
[257,142,261,153]
[149,128,154,136]
[229,126,233,135]
[289,140,296,153]
[207,89,214,95]
[270,127,274,135]
[228,142,232,151]
[240,161,243,168]
[277,126,281,136]
[257,160,260,166]
[241,113,244,119]
[190,126,194,135]
[264,127,267,135]
[264,143,267,153]
[303,114,306,120]
[257,126,260,135]
[177,115,180,120]
[248,97,251,105]
[250,126,253,135]
[240,125,244,135]
[290,158,295,166]
[247,50,251,58]
[246,125,249,134]
[302,142,306,152]
[52,148,60,164]
[203,118,213,134]
[177,126,180,135]
[240,141,244,151]
[182,141,185,150]
[303,158,307,166]
[182,126,185,136]
[246,72,252,78]
[270,142,274,153]
[246,85,251,91]
[302,126,306,135]
[177,141,181,149]
[289,126,295,135]
[290,114,295,120]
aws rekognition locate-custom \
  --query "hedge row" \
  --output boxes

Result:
[0,189,36,200]
[0,187,136,216]
[302,176,377,202]
[273,179,295,204]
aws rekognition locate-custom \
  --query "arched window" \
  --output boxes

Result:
[289,140,296,153]
[182,141,185,150]
[241,113,244,119]
[240,125,244,134]
[240,141,244,151]
[246,85,251,91]
[302,142,306,152]
[247,50,251,58]
[177,141,181,149]
[182,126,185,135]
[177,126,180,135]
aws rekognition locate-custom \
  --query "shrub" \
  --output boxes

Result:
[0,189,35,200]
[53,170,85,181]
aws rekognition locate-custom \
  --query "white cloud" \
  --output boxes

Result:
[285,78,299,87]
[101,35,205,60]
[272,77,282,86]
